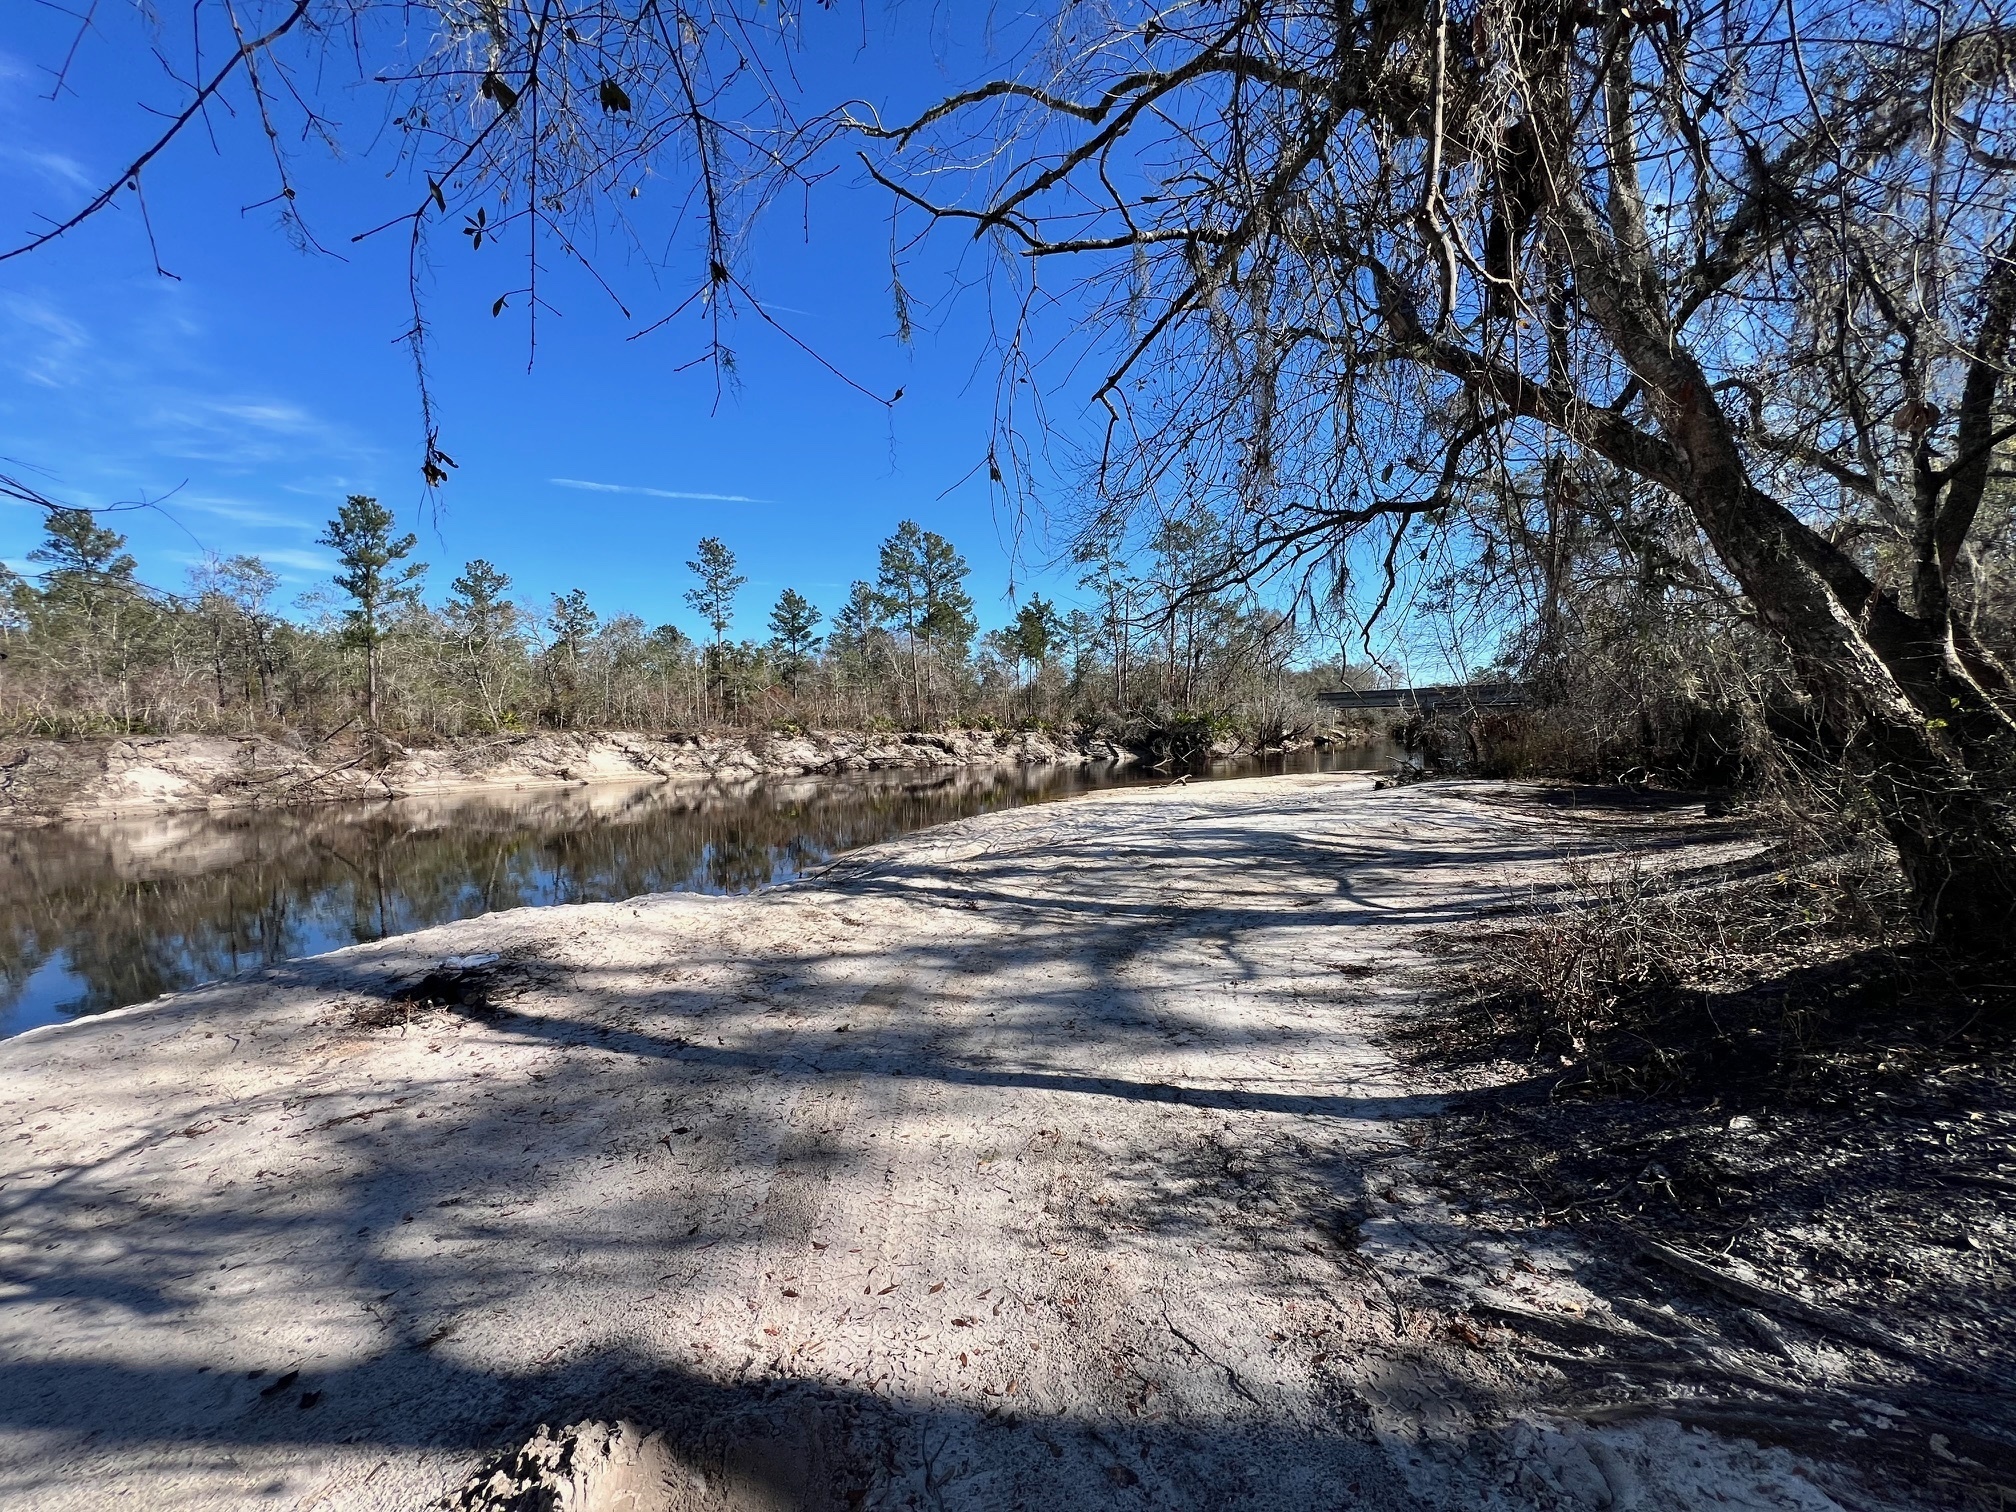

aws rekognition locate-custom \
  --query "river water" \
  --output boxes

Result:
[0,745,1397,1037]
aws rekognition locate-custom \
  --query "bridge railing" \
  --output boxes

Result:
[1314,681,1529,714]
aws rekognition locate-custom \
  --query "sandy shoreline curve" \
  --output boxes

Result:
[1,773,1862,1511]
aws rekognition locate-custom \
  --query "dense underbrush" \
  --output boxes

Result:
[1417,842,2006,1100]
[1397,811,2016,1502]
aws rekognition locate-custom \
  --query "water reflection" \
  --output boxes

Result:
[0,745,1392,1036]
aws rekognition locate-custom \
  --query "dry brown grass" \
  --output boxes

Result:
[1414,842,2005,1100]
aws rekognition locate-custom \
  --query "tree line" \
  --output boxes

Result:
[0,498,1335,743]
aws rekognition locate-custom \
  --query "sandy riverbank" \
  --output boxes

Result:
[0,774,1879,1511]
[0,728,1142,826]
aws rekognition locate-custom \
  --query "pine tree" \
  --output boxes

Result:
[29,509,137,583]
[766,589,823,687]
[683,537,745,648]
[825,580,885,693]
[875,521,974,723]
[547,588,598,658]
[544,588,599,727]
[684,537,746,717]
[1075,537,1136,710]
[1008,594,1063,716]
[317,495,426,730]
[28,508,146,717]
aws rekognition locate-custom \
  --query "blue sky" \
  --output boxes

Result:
[0,8,1088,641]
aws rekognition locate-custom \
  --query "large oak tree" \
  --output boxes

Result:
[855,0,2016,946]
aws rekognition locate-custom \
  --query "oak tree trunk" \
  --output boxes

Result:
[1560,200,2016,949]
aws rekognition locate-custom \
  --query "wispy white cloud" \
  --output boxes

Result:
[142,392,369,469]
[552,477,767,503]
[0,292,90,388]
[1,290,372,478]
[210,401,324,432]
[0,143,91,190]
[253,547,339,574]
[279,475,373,498]
[175,495,318,530]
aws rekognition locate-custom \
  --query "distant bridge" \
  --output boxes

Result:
[1315,680,1529,715]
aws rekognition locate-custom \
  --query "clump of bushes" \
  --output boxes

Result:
[1465,700,1753,787]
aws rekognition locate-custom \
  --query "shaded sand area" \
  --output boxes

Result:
[0,774,1866,1510]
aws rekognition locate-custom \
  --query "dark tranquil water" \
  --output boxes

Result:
[0,745,1397,1037]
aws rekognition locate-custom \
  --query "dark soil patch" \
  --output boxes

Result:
[348,954,547,1030]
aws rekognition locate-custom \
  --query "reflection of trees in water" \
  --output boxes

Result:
[0,763,1150,1022]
